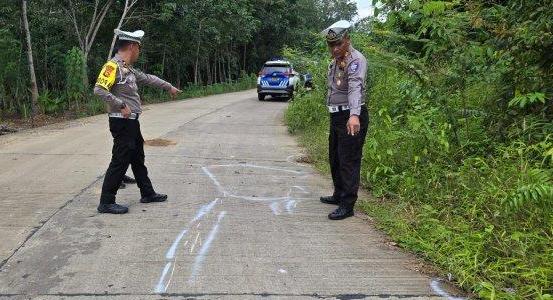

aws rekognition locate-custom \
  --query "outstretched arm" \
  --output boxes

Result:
[134,69,182,99]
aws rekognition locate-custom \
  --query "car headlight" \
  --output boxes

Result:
[257,77,261,85]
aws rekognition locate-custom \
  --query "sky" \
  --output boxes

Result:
[356,0,373,19]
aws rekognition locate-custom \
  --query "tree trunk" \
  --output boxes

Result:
[206,57,212,85]
[21,0,39,125]
[243,43,247,73]
[217,56,225,82]
[107,0,130,60]
[161,47,166,76]
[227,49,231,82]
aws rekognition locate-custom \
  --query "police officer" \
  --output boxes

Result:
[94,29,181,214]
[319,21,369,220]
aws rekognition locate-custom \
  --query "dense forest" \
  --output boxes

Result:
[0,0,357,120]
[286,0,552,299]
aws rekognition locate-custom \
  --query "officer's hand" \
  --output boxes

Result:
[347,115,361,136]
[121,104,131,118]
[169,86,182,99]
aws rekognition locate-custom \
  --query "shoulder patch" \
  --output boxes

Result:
[95,61,118,90]
[349,62,359,73]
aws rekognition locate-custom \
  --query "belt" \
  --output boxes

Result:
[327,103,365,113]
[108,112,139,120]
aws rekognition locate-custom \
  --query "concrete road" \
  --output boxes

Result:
[0,91,462,299]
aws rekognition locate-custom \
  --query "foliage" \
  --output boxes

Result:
[285,1,553,298]
[64,47,87,106]
[0,0,359,119]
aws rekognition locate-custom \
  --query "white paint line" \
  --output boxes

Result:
[292,185,309,193]
[201,166,227,196]
[278,269,288,274]
[189,211,227,283]
[285,199,296,213]
[270,202,281,215]
[156,198,219,293]
[209,163,303,174]
[164,251,181,292]
[191,198,219,223]
[430,278,465,300]
[166,229,188,260]
[154,262,172,293]
[229,194,290,202]
[190,232,201,254]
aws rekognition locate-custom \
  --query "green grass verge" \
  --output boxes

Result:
[285,88,552,300]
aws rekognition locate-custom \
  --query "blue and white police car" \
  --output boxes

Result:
[257,60,300,101]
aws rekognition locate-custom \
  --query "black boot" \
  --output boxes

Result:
[97,203,129,214]
[320,195,340,205]
[140,193,168,203]
[122,175,137,184]
[328,207,354,220]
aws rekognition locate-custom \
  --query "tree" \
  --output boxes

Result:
[21,0,39,124]
[66,0,114,86]
[107,0,139,59]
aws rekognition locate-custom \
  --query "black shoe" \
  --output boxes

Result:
[328,207,354,220]
[97,203,129,214]
[140,193,168,203]
[119,182,126,189]
[122,175,137,184]
[320,195,340,205]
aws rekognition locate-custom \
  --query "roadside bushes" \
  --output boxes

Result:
[285,26,552,299]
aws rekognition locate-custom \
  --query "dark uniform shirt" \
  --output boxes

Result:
[326,46,368,116]
[94,53,173,114]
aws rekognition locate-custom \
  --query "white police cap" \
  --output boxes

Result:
[321,20,352,42]
[114,29,144,44]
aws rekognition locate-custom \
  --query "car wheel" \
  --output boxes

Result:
[258,94,265,101]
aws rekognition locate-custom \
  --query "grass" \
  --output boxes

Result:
[285,84,553,300]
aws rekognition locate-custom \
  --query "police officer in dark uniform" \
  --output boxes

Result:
[319,21,369,220]
[94,29,181,214]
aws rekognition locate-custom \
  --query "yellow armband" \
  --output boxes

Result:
[95,61,118,90]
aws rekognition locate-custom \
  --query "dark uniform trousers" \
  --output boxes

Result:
[329,106,369,209]
[100,117,155,204]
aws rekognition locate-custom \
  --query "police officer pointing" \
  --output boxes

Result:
[319,21,369,220]
[94,29,181,214]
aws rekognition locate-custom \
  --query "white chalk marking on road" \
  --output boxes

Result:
[292,185,309,193]
[155,198,220,294]
[190,232,201,254]
[191,198,219,223]
[430,278,465,300]
[285,199,297,213]
[189,211,227,283]
[229,194,290,202]
[209,163,303,174]
[201,166,227,196]
[166,230,188,260]
[270,202,281,215]
[154,262,172,293]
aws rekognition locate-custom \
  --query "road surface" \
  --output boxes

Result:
[0,90,462,299]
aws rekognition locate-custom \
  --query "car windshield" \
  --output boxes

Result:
[262,65,290,74]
